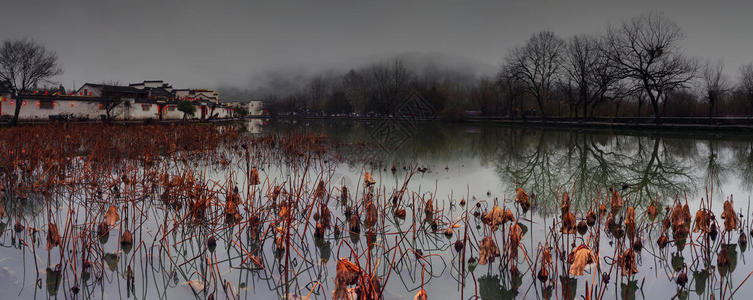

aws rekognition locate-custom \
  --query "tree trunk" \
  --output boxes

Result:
[651,99,661,123]
[10,93,22,126]
[536,95,546,120]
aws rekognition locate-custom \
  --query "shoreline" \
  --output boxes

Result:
[4,115,753,132]
[268,115,753,132]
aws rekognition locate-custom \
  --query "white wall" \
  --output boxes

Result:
[0,97,231,121]
[162,104,183,120]
[1,98,103,120]
[248,101,264,115]
[124,101,160,120]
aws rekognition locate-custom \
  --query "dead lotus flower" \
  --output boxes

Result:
[670,203,691,237]
[414,289,428,300]
[560,191,571,214]
[250,167,260,185]
[478,236,500,265]
[509,223,523,261]
[333,258,361,300]
[105,205,120,227]
[610,188,623,211]
[365,201,378,228]
[619,249,639,276]
[47,223,61,250]
[624,207,636,238]
[514,187,530,212]
[586,210,596,227]
[121,230,134,247]
[647,202,658,221]
[693,209,711,233]
[364,172,376,186]
[349,214,360,234]
[721,200,738,232]
[561,211,576,234]
[483,205,514,231]
[568,245,596,276]
[424,199,434,217]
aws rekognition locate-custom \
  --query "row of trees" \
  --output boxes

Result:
[264,12,753,121]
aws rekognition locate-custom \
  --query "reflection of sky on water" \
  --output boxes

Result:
[273,121,753,214]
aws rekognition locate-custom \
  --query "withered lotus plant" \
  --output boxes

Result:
[315,180,326,200]
[121,230,133,252]
[104,205,120,227]
[365,201,378,229]
[414,289,428,300]
[364,171,376,186]
[561,211,576,234]
[586,210,597,227]
[610,188,623,212]
[619,249,639,276]
[340,186,349,204]
[721,200,738,232]
[250,167,260,185]
[333,258,361,300]
[647,201,658,221]
[693,209,711,233]
[538,246,553,281]
[224,191,242,223]
[568,245,595,276]
[560,191,571,214]
[349,214,360,234]
[670,203,691,237]
[483,205,514,231]
[319,201,332,230]
[514,187,530,212]
[509,222,523,261]
[424,199,434,218]
[478,236,500,265]
[657,233,669,249]
[47,223,61,250]
[625,207,636,238]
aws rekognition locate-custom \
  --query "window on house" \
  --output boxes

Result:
[39,101,54,109]
[142,104,151,111]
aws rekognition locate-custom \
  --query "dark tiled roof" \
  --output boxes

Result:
[81,83,147,94]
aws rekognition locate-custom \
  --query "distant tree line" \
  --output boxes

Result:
[263,12,753,122]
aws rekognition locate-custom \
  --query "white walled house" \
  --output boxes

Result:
[160,103,183,120]
[248,100,265,116]
[1,95,108,120]
[0,82,233,122]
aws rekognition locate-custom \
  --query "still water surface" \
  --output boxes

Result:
[1,120,752,299]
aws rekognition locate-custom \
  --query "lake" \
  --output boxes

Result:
[1,120,752,299]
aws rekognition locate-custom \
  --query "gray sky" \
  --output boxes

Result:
[1,0,751,93]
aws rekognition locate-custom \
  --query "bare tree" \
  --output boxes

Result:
[563,35,599,118]
[0,39,62,125]
[506,31,566,118]
[604,12,697,122]
[562,35,624,119]
[701,59,729,118]
[740,63,753,114]
[368,59,413,114]
[342,69,366,114]
[496,64,525,119]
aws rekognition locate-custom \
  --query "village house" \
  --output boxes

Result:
[0,80,235,121]
[226,100,266,117]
